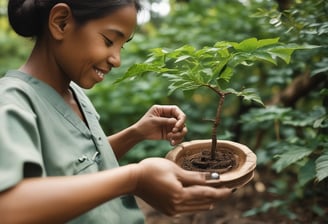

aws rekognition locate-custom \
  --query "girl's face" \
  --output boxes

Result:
[54,5,137,89]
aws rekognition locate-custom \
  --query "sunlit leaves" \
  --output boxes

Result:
[226,88,265,106]
[117,37,306,103]
[230,37,280,52]
[114,63,174,83]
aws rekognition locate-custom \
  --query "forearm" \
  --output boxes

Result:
[108,124,144,159]
[0,164,139,224]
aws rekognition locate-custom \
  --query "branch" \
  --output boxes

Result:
[269,71,327,107]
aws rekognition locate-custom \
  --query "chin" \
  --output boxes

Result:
[78,82,96,89]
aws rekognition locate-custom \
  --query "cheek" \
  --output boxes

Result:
[55,32,108,84]
[77,46,107,75]
[65,44,100,74]
[65,29,107,67]
[74,37,107,64]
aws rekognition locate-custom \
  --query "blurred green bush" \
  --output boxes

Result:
[1,0,327,221]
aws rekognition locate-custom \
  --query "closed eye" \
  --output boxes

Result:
[101,34,113,47]
[121,37,134,50]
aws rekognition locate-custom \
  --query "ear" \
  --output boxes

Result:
[48,3,73,40]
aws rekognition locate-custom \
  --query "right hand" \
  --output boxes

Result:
[133,158,232,216]
[132,105,188,146]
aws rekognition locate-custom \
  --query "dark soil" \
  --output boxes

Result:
[182,150,236,173]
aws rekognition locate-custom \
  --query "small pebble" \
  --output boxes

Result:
[210,172,220,179]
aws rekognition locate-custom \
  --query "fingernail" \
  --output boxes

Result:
[231,188,237,193]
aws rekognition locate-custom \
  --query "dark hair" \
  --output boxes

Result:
[8,0,142,38]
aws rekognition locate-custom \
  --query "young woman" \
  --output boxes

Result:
[0,1,232,223]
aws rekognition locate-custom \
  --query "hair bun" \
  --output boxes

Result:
[8,0,42,37]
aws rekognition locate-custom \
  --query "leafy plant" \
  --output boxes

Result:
[241,104,328,183]
[116,37,310,161]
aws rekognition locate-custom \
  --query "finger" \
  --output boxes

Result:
[172,123,187,134]
[174,203,215,214]
[177,171,208,186]
[171,126,187,136]
[167,133,186,146]
[169,187,232,215]
[165,118,183,134]
[155,117,177,133]
[168,127,187,145]
[181,198,217,206]
[172,121,185,133]
[169,106,186,130]
[182,185,232,201]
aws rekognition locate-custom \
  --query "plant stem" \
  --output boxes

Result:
[210,90,226,160]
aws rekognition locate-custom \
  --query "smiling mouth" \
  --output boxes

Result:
[95,68,105,79]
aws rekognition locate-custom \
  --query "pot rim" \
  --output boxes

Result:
[166,139,257,186]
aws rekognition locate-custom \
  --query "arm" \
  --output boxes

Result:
[0,164,138,224]
[107,124,144,159]
[0,159,232,223]
[109,105,187,159]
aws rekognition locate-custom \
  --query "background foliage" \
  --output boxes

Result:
[0,0,327,222]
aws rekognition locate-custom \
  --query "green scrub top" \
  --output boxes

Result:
[0,71,145,224]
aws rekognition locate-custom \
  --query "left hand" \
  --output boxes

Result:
[133,105,187,145]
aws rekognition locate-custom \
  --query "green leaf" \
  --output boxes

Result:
[266,44,318,64]
[251,51,277,65]
[240,106,292,123]
[114,63,173,83]
[273,146,313,172]
[232,37,258,52]
[115,38,314,98]
[311,66,328,76]
[230,37,280,52]
[311,57,328,76]
[267,47,295,64]
[218,66,233,82]
[213,41,233,49]
[313,115,328,128]
[299,159,316,186]
[228,52,253,67]
[175,55,192,63]
[200,68,214,83]
[226,88,264,106]
[150,48,168,57]
[212,58,229,76]
[243,200,285,217]
[315,150,328,182]
[257,37,280,48]
[167,45,196,59]
[282,106,327,128]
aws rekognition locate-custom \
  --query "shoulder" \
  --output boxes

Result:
[0,71,33,89]
[0,71,39,111]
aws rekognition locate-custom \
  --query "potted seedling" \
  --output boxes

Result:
[116,37,305,188]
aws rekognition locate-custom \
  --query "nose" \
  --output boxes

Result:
[107,49,121,68]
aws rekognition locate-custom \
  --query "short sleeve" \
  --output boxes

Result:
[0,103,44,192]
